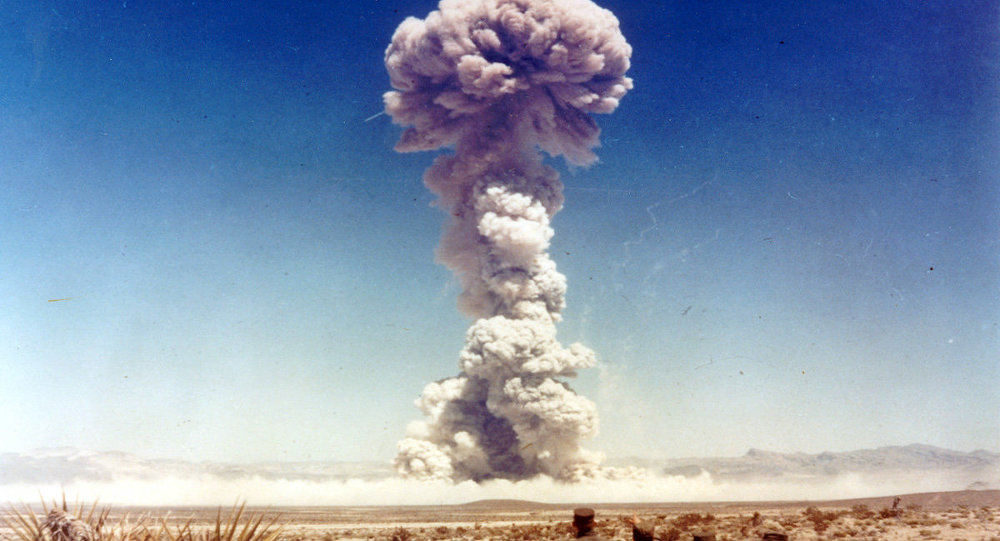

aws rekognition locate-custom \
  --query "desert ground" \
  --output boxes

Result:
[3,490,999,541]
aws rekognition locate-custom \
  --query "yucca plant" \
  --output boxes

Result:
[1,497,281,541]
[2,493,108,541]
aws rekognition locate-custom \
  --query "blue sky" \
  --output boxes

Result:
[1,0,997,465]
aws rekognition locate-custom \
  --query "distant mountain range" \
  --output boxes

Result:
[607,444,999,487]
[2,444,997,488]
[0,447,394,485]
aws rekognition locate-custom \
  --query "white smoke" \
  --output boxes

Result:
[384,0,632,483]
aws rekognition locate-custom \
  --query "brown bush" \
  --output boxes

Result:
[877,507,902,519]
[659,526,682,541]
[671,513,715,531]
[390,526,412,541]
[850,504,875,520]
[802,506,843,533]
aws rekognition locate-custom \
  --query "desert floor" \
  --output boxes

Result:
[3,490,998,541]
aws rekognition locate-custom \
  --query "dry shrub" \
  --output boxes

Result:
[877,507,902,519]
[802,506,843,533]
[658,526,682,541]
[737,512,763,537]
[850,505,874,520]
[389,526,412,541]
[671,513,715,530]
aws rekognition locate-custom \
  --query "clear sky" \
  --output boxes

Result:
[1,0,997,466]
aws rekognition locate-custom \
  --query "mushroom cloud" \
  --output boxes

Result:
[384,0,632,482]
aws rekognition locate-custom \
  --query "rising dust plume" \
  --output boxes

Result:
[384,0,632,482]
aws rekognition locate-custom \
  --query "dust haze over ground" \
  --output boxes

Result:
[1,446,996,507]
[383,0,633,482]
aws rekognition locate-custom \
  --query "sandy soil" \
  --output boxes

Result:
[3,490,998,540]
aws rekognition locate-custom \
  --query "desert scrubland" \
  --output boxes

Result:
[3,490,999,541]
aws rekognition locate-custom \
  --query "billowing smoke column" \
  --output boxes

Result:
[385,0,632,482]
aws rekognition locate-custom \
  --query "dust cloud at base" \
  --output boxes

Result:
[0,471,974,507]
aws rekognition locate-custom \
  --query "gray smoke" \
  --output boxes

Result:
[384,0,632,482]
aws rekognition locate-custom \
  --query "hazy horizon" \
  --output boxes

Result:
[2,0,997,479]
